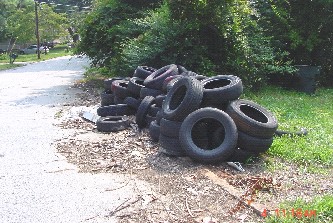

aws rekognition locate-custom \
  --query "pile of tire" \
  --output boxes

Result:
[96,64,278,163]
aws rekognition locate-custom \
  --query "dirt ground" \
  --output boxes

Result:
[54,80,332,223]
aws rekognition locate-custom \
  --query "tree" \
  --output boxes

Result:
[6,3,68,45]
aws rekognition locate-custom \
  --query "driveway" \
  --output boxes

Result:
[0,56,152,223]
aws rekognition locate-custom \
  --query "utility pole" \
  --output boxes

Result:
[35,0,41,59]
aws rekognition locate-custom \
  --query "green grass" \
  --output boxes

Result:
[0,44,72,64]
[243,86,333,171]
[0,63,23,71]
[265,194,333,223]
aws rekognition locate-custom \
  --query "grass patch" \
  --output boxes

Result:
[243,86,333,171]
[0,44,72,64]
[0,63,23,71]
[265,194,333,223]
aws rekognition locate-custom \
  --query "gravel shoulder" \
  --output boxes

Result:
[55,78,333,222]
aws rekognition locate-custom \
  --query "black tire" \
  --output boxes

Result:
[133,66,157,79]
[96,116,130,132]
[226,99,278,138]
[135,96,155,129]
[155,110,164,125]
[145,115,156,126]
[227,148,259,163]
[179,107,238,163]
[100,92,114,106]
[104,77,124,92]
[111,80,130,99]
[148,104,160,117]
[149,121,160,142]
[143,64,179,90]
[124,97,141,110]
[155,95,166,108]
[237,131,273,153]
[113,96,124,105]
[160,118,182,138]
[177,65,188,74]
[97,104,135,117]
[193,75,207,81]
[127,77,145,97]
[162,75,183,93]
[182,71,199,77]
[140,87,163,99]
[162,76,203,121]
[201,75,243,105]
[159,134,186,156]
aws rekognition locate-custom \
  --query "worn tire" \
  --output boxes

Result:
[237,131,273,153]
[124,97,141,110]
[159,134,186,156]
[155,110,164,125]
[201,75,243,105]
[177,65,188,74]
[111,80,131,99]
[104,77,124,92]
[113,96,124,105]
[143,64,179,90]
[149,121,160,142]
[160,118,182,138]
[162,75,183,93]
[135,96,155,129]
[97,104,135,117]
[148,104,160,117]
[179,107,238,163]
[155,95,166,108]
[145,115,156,126]
[162,76,203,121]
[96,116,130,132]
[127,77,145,97]
[133,66,157,79]
[140,87,163,99]
[226,99,278,138]
[101,92,114,106]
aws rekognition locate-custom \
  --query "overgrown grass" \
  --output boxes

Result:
[265,194,333,223]
[243,86,333,171]
[0,44,72,64]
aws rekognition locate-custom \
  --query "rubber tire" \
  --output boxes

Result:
[97,104,135,117]
[162,76,203,121]
[111,80,130,99]
[201,75,243,105]
[127,77,145,97]
[226,99,278,138]
[162,75,183,93]
[155,110,164,125]
[149,121,160,142]
[148,104,160,117]
[104,77,124,92]
[179,107,238,163]
[101,92,114,106]
[159,134,186,157]
[143,64,179,90]
[166,77,182,93]
[155,95,166,108]
[145,115,156,126]
[182,71,199,77]
[140,87,163,99]
[135,96,155,129]
[193,75,207,81]
[237,131,273,153]
[160,118,182,138]
[177,65,188,74]
[96,116,130,132]
[124,97,141,110]
[133,66,157,79]
[227,148,259,163]
[113,96,124,105]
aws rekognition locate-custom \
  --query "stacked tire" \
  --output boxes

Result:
[95,64,278,164]
[155,74,278,163]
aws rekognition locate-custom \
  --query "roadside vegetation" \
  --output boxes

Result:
[0,44,72,65]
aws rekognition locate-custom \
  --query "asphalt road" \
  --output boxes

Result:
[0,56,150,223]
